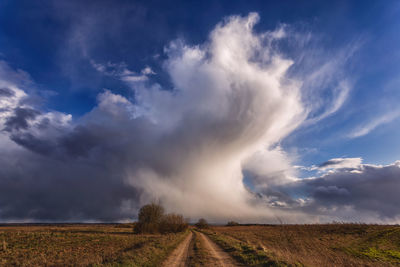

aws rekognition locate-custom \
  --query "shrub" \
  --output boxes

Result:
[135,203,164,234]
[135,203,188,234]
[226,221,240,226]
[195,218,209,229]
[159,213,188,233]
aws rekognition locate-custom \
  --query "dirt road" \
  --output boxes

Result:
[163,231,193,267]
[197,232,240,267]
[163,230,240,267]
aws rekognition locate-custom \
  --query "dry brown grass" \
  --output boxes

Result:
[208,224,400,266]
[0,224,188,267]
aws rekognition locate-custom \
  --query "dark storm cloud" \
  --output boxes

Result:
[8,124,99,158]
[59,126,102,158]
[0,87,15,97]
[0,96,146,221]
[305,163,400,219]
[0,88,170,221]
[0,147,140,221]
[259,161,400,222]
[4,107,40,131]
[9,132,55,156]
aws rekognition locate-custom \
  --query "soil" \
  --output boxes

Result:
[163,231,240,267]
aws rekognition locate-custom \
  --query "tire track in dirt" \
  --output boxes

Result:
[197,232,240,267]
[163,231,193,267]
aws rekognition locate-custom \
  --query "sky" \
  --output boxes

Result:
[0,0,400,223]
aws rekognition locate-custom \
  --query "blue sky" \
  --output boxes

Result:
[0,0,400,222]
[1,0,399,166]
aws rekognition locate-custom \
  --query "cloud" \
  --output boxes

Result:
[283,33,359,127]
[255,158,400,223]
[0,13,370,223]
[4,107,40,131]
[296,157,363,173]
[348,110,400,138]
[316,157,362,171]
[0,83,72,157]
[90,60,154,83]
[314,81,350,121]
[300,160,400,221]
[121,12,307,221]
[0,87,15,97]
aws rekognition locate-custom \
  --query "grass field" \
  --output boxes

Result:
[1,223,400,266]
[204,224,400,266]
[0,224,188,267]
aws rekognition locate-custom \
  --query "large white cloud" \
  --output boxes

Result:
[120,13,306,220]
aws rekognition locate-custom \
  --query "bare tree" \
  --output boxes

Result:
[135,203,164,234]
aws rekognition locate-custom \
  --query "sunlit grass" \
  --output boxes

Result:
[0,224,188,267]
[203,224,400,266]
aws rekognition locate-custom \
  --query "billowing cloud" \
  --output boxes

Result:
[2,13,395,223]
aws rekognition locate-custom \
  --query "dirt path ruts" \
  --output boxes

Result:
[163,231,193,267]
[197,232,240,267]
[163,231,240,267]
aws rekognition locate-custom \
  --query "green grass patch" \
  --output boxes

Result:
[339,227,400,264]
[361,247,400,261]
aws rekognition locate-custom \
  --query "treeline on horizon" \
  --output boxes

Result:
[133,202,400,235]
[1,207,398,229]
